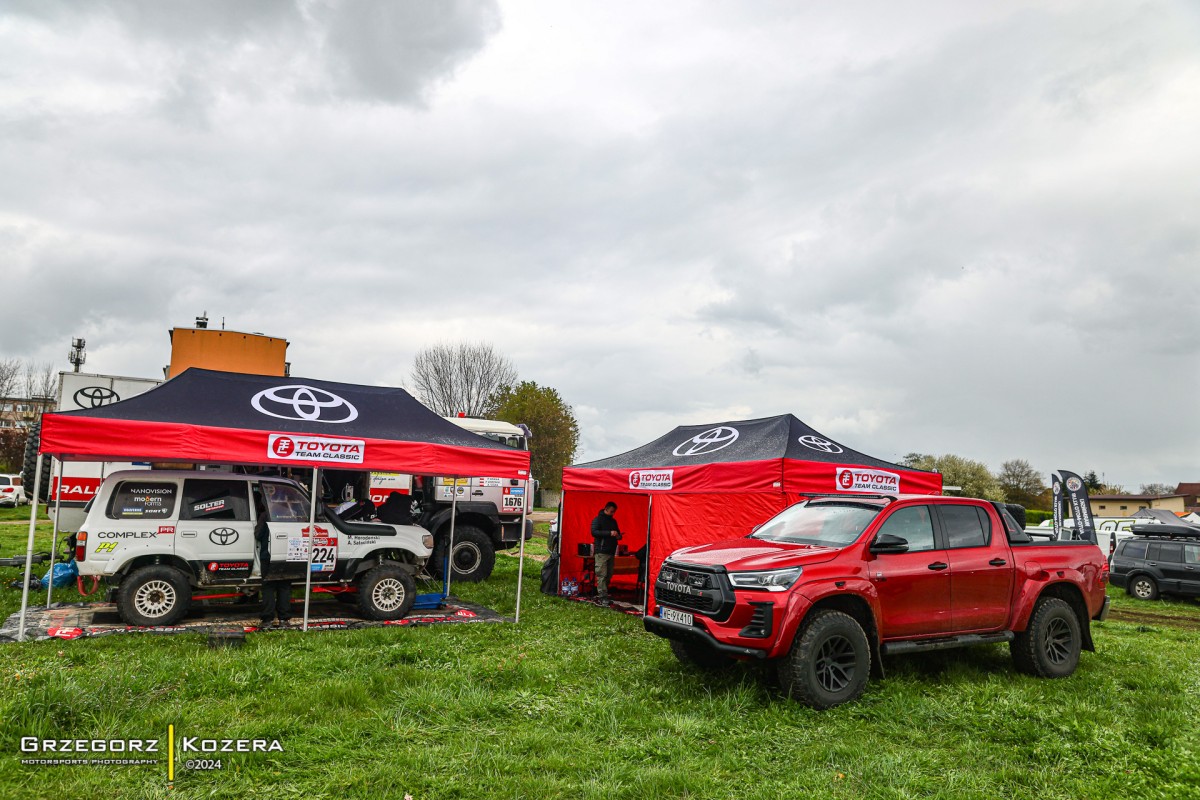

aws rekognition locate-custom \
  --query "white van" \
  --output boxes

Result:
[76,470,434,626]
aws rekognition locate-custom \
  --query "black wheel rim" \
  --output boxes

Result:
[815,634,857,693]
[1044,617,1074,664]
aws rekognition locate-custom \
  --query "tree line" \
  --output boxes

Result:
[0,359,57,473]
[900,454,1174,510]
[410,342,579,492]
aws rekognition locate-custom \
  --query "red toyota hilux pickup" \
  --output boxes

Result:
[644,495,1110,708]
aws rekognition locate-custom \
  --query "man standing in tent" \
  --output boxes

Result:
[591,501,622,602]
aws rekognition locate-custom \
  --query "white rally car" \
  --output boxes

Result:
[0,474,27,507]
[75,470,433,626]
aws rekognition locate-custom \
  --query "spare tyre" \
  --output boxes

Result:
[21,420,52,503]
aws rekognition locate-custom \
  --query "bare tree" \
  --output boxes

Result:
[1139,483,1175,496]
[22,360,57,417]
[410,342,517,417]
[0,358,20,400]
[998,459,1046,508]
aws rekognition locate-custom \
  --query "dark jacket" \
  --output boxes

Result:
[254,515,272,572]
[591,511,620,555]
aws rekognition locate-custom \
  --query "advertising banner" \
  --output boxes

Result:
[1059,469,1097,543]
[1052,473,1065,540]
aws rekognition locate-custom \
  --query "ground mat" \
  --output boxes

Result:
[0,596,506,642]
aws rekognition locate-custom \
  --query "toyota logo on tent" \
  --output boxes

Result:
[73,386,120,408]
[209,528,239,546]
[672,426,740,457]
[798,435,843,454]
[251,385,358,424]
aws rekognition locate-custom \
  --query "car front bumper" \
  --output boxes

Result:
[643,614,769,660]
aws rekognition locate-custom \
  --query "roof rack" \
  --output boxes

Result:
[803,493,898,504]
[1130,523,1200,540]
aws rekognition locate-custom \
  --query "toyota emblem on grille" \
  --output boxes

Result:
[73,386,120,408]
[798,435,843,454]
[251,384,358,423]
[209,528,240,546]
[672,426,740,457]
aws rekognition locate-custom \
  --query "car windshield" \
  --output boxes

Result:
[750,501,882,547]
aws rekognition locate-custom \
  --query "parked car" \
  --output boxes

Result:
[75,470,434,626]
[646,495,1110,709]
[0,474,27,507]
[1109,524,1200,601]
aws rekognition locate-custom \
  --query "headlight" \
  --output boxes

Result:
[421,533,435,550]
[728,567,802,592]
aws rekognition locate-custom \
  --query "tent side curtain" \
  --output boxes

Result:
[39,416,531,478]
[644,492,794,615]
[561,459,785,494]
[558,491,650,591]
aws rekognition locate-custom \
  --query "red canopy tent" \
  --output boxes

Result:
[18,369,531,640]
[558,414,941,610]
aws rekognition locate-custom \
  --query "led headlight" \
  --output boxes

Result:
[728,567,802,592]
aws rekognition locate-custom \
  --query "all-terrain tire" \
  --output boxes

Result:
[778,610,871,709]
[355,564,416,621]
[1010,596,1082,678]
[431,526,496,583]
[20,421,52,503]
[669,639,735,671]
[1128,574,1159,601]
[117,566,192,627]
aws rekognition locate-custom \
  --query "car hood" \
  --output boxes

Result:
[666,538,841,572]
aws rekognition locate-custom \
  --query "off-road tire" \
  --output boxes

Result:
[1010,596,1082,678]
[431,526,495,583]
[356,564,416,621]
[778,610,871,709]
[118,566,192,627]
[20,421,52,504]
[669,639,735,671]
[1128,574,1159,601]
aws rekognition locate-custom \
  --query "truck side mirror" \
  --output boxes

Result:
[869,533,910,554]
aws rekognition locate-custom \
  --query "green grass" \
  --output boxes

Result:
[0,503,49,523]
[0,523,1197,799]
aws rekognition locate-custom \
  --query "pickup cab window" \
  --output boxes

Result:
[875,506,936,552]
[751,501,880,547]
[938,505,991,549]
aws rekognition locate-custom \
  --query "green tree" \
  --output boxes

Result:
[997,459,1046,509]
[492,381,580,492]
[1083,471,1103,491]
[902,453,1005,501]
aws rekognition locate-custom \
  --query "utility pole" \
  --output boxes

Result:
[68,338,86,373]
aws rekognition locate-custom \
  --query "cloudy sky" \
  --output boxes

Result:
[2,0,1197,488]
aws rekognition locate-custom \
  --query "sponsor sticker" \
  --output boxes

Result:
[268,434,365,465]
[628,469,674,491]
[835,468,900,493]
[1066,477,1083,492]
[158,526,175,535]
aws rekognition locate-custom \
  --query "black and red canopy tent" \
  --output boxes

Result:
[558,414,941,609]
[18,368,531,639]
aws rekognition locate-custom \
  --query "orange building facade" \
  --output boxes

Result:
[167,327,289,379]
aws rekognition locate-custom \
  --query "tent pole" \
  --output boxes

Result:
[444,478,458,599]
[643,494,653,611]
[46,458,65,607]
[301,467,319,633]
[514,477,529,624]
[17,453,45,642]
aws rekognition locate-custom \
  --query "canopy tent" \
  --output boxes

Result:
[18,368,532,640]
[557,414,941,610]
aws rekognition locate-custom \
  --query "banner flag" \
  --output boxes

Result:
[1051,473,1065,540]
[1059,469,1097,544]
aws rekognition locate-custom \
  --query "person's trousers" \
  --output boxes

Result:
[261,580,293,621]
[594,553,614,597]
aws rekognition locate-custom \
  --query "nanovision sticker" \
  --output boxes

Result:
[268,434,365,464]
[629,469,673,490]
[836,467,900,494]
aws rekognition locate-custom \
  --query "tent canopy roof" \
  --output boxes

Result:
[573,414,919,471]
[39,368,529,477]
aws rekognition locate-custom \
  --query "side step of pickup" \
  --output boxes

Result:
[882,631,1014,656]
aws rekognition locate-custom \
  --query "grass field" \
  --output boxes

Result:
[0,523,1198,799]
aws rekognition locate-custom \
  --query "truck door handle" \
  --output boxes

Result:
[989,559,1007,567]
[927,562,949,571]
[472,490,484,496]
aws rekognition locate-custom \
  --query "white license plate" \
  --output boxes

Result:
[660,607,693,626]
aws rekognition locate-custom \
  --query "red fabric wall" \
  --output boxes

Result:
[558,491,650,591]
[644,492,795,614]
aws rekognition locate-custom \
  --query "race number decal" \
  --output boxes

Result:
[502,495,523,509]
[310,533,337,573]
